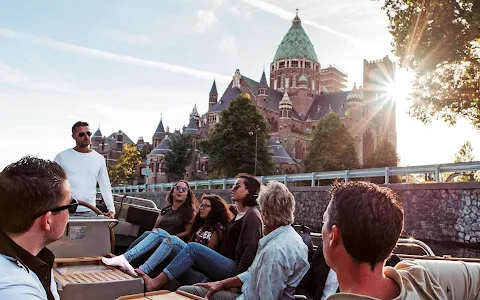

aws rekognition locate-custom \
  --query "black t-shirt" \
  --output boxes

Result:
[158,204,191,236]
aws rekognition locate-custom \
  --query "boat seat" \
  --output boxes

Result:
[114,206,159,254]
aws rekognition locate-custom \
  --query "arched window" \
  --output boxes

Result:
[292,73,297,87]
[280,74,285,88]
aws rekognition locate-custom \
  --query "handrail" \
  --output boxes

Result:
[309,233,435,257]
[113,194,158,210]
[111,161,480,192]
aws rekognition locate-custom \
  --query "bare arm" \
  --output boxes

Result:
[97,158,115,213]
[175,211,196,240]
[153,215,162,229]
[207,231,221,250]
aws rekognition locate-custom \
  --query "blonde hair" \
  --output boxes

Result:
[258,181,295,227]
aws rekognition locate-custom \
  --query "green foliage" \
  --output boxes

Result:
[304,113,360,172]
[164,133,194,182]
[364,139,399,168]
[381,0,480,129]
[447,141,479,182]
[108,144,142,185]
[201,93,275,177]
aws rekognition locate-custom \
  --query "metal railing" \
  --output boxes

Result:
[111,161,480,192]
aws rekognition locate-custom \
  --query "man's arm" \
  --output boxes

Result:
[97,158,115,214]
[195,274,244,299]
[253,261,291,300]
[413,260,480,300]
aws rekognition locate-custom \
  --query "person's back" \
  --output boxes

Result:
[240,225,309,299]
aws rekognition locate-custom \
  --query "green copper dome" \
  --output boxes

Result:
[273,12,318,63]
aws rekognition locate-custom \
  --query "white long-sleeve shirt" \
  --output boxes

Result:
[54,148,115,213]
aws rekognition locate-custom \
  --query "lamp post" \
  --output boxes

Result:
[249,125,260,176]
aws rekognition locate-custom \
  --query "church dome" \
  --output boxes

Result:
[273,11,318,63]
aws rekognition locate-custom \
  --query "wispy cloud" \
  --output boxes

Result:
[195,10,217,33]
[219,35,237,54]
[0,60,73,92]
[240,0,360,43]
[0,28,231,83]
[102,29,156,45]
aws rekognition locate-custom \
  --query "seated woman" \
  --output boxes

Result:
[179,181,310,300]
[102,180,198,273]
[103,194,232,275]
[137,173,264,291]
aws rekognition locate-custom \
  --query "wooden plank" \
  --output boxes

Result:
[54,257,103,264]
[52,269,69,287]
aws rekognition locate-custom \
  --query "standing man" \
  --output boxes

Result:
[0,156,78,299]
[55,121,115,218]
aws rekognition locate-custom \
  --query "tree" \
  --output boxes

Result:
[108,144,142,185]
[381,0,480,129]
[364,139,399,168]
[164,133,194,182]
[201,93,275,177]
[304,113,359,172]
[364,139,401,183]
[446,141,479,182]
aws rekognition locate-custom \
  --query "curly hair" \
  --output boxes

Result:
[191,194,234,234]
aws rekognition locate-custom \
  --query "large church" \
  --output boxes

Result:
[121,11,397,184]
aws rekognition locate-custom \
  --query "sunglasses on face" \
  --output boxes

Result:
[200,203,212,209]
[78,131,92,137]
[232,184,246,191]
[33,198,79,219]
[174,186,188,193]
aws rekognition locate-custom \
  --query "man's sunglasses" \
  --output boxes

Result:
[33,198,79,219]
[78,131,92,137]
[174,186,188,193]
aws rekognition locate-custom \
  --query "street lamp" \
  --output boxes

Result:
[249,125,260,176]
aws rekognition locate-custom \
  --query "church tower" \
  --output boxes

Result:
[209,80,218,109]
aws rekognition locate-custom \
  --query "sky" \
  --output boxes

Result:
[0,0,479,170]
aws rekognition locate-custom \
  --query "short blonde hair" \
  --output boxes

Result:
[258,181,295,227]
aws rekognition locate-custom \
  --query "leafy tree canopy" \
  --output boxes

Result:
[108,144,142,185]
[201,93,275,177]
[364,139,399,168]
[164,133,194,182]
[304,113,359,172]
[381,0,480,129]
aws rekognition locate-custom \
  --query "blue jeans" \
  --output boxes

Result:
[163,242,237,284]
[124,229,171,268]
[138,235,187,274]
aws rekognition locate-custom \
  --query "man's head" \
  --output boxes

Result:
[0,156,73,245]
[258,181,295,230]
[322,181,404,271]
[71,121,91,148]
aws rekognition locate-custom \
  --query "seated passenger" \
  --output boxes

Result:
[320,181,480,299]
[0,156,76,299]
[295,246,400,300]
[137,173,264,291]
[119,180,198,268]
[178,180,310,300]
[103,194,232,275]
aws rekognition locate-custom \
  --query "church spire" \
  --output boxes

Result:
[209,80,218,109]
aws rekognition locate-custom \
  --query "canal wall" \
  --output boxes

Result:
[112,182,480,244]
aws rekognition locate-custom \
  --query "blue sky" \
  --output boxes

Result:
[0,0,479,170]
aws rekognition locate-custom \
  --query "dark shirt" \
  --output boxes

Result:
[0,230,57,300]
[217,207,264,274]
[158,204,191,236]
